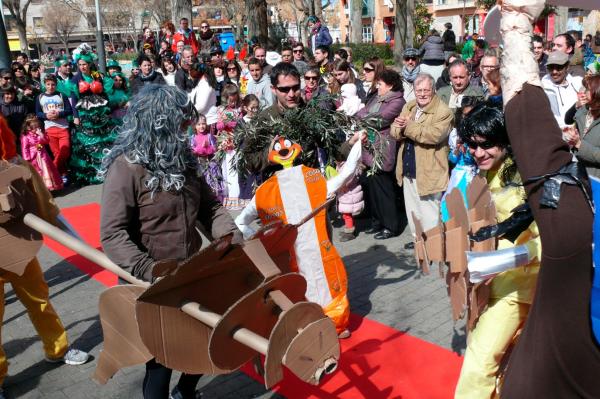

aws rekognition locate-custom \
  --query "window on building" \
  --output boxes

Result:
[4,15,17,31]
[362,25,373,43]
[437,0,447,4]
[33,17,44,29]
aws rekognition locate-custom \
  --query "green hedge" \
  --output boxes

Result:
[110,52,139,61]
[331,43,395,68]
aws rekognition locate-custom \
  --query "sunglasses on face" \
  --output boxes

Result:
[304,75,318,81]
[363,66,374,72]
[227,67,237,71]
[464,139,497,150]
[276,84,301,93]
[293,49,303,53]
[201,25,209,28]
[404,57,417,61]
[547,64,567,71]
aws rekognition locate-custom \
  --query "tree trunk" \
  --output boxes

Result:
[314,0,323,20]
[61,38,70,56]
[350,0,362,44]
[171,0,192,27]
[246,0,269,46]
[406,0,415,48]
[17,23,29,56]
[394,0,406,65]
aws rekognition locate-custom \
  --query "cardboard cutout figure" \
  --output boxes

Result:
[236,138,363,335]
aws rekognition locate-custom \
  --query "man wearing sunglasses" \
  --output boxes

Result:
[291,44,309,76]
[198,20,218,57]
[248,63,304,174]
[541,50,583,127]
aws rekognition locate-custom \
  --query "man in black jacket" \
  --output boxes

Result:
[442,23,456,60]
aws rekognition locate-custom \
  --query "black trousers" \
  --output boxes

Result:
[364,171,400,235]
[142,359,202,399]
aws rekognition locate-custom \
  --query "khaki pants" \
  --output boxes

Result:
[0,258,68,385]
[454,297,530,399]
[403,177,442,236]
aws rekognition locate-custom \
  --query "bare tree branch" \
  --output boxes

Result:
[43,3,80,55]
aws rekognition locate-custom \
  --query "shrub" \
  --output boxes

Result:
[331,43,394,67]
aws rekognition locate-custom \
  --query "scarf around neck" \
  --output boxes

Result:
[402,65,421,84]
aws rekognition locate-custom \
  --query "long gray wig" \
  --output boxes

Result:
[99,84,198,193]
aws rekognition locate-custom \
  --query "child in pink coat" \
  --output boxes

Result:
[20,114,63,191]
[191,114,223,200]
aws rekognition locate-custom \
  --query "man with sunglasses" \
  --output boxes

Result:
[248,63,304,174]
[541,50,583,127]
[401,48,421,102]
[198,20,218,57]
[291,44,309,76]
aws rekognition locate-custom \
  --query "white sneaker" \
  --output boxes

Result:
[45,348,90,365]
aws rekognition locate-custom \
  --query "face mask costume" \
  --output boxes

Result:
[236,137,363,337]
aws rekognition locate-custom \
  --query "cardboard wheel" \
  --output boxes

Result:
[209,273,307,370]
[282,317,340,385]
[93,285,152,384]
[264,301,325,388]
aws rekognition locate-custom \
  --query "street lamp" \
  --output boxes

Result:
[95,0,106,74]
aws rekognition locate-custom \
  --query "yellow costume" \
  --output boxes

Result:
[455,159,541,399]
[0,123,69,385]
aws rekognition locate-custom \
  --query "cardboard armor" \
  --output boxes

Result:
[413,176,496,329]
[0,161,43,276]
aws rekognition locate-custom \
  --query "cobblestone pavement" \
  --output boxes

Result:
[3,184,466,399]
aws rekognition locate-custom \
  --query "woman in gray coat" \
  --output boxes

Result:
[565,75,600,179]
[419,30,445,82]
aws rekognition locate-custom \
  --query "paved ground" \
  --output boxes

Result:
[2,184,466,399]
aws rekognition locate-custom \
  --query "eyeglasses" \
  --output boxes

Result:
[276,84,301,93]
[363,67,374,72]
[304,75,318,81]
[404,57,417,61]
[201,25,209,29]
[481,65,499,70]
[293,49,303,53]
[1,77,11,80]
[247,107,259,112]
[227,67,237,71]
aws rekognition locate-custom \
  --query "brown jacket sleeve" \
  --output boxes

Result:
[403,101,453,145]
[196,175,243,244]
[100,158,155,281]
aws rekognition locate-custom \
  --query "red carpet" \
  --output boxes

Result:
[46,204,463,398]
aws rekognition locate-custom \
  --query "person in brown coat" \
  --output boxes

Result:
[498,1,600,397]
[391,73,453,249]
[99,84,241,399]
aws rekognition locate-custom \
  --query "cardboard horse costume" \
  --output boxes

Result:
[236,138,363,335]
[22,194,342,389]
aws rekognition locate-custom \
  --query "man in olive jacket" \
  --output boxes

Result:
[437,59,484,109]
[391,73,453,249]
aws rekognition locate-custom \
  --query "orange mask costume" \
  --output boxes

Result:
[236,137,362,333]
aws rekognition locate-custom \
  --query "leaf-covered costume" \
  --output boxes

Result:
[233,95,385,179]
[66,72,116,185]
[104,73,130,124]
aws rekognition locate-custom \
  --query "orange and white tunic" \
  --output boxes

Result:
[236,141,362,332]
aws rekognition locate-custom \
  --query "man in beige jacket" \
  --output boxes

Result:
[391,73,453,249]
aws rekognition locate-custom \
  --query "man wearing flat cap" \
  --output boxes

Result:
[402,48,421,102]
[541,50,583,127]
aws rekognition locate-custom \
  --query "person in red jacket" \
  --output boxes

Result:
[173,18,199,56]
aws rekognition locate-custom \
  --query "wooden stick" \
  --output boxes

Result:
[25,212,273,356]
[23,213,150,287]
